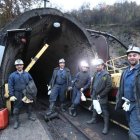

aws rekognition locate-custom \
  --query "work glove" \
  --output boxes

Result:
[81,92,86,101]
[10,96,17,102]
[48,90,51,95]
[47,85,51,95]
[67,86,72,91]
[80,88,84,92]
[122,97,130,112]
[122,102,130,111]
[22,96,33,103]
[47,85,51,90]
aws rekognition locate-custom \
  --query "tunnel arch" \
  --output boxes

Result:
[0,8,100,98]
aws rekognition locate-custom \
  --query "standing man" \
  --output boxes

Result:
[116,46,140,140]
[86,59,112,135]
[8,59,36,129]
[68,61,91,117]
[46,58,72,115]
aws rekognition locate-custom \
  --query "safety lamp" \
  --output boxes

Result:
[91,59,98,65]
[91,59,104,66]
[80,60,89,67]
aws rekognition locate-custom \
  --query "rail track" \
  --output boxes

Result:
[37,99,102,140]
[58,111,101,140]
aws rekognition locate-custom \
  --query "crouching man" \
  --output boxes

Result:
[8,59,36,129]
[69,61,91,117]
[86,59,112,135]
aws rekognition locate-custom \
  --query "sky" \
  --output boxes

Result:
[45,0,140,11]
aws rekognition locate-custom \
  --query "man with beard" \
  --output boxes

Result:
[86,58,112,135]
[116,46,140,140]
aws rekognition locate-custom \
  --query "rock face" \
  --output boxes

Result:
[93,25,140,58]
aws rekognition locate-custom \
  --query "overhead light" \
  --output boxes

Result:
[53,22,61,28]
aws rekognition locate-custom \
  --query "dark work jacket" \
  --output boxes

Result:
[115,66,140,120]
[73,71,91,90]
[91,70,112,104]
[49,67,71,88]
[22,80,37,100]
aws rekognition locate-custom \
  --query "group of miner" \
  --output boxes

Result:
[8,45,140,140]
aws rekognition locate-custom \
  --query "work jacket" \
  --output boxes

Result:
[22,80,37,100]
[115,66,140,120]
[49,67,71,88]
[91,70,112,104]
[73,71,91,91]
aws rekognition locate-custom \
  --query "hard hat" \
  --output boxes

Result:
[92,59,104,66]
[126,45,140,54]
[14,59,24,65]
[80,61,89,67]
[59,58,65,63]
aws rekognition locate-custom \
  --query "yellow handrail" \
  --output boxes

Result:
[106,55,127,74]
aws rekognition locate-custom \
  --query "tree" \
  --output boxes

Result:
[69,1,140,27]
[0,0,41,28]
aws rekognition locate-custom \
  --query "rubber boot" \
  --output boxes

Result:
[72,107,77,117]
[60,103,66,112]
[129,132,139,140]
[46,102,55,116]
[28,112,36,121]
[13,115,19,129]
[102,115,109,135]
[69,104,75,116]
[44,112,58,122]
[86,110,97,124]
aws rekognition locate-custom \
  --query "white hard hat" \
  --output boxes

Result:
[126,45,140,54]
[14,59,24,65]
[80,61,89,67]
[92,59,104,66]
[59,58,65,63]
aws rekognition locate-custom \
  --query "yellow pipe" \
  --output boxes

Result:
[25,44,49,72]
[106,55,127,62]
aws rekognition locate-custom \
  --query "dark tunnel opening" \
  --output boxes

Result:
[0,9,96,102]
[24,17,94,99]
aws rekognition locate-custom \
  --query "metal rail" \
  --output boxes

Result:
[38,98,129,138]
[86,29,127,49]
[38,99,93,140]
[57,110,94,140]
[36,100,65,140]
